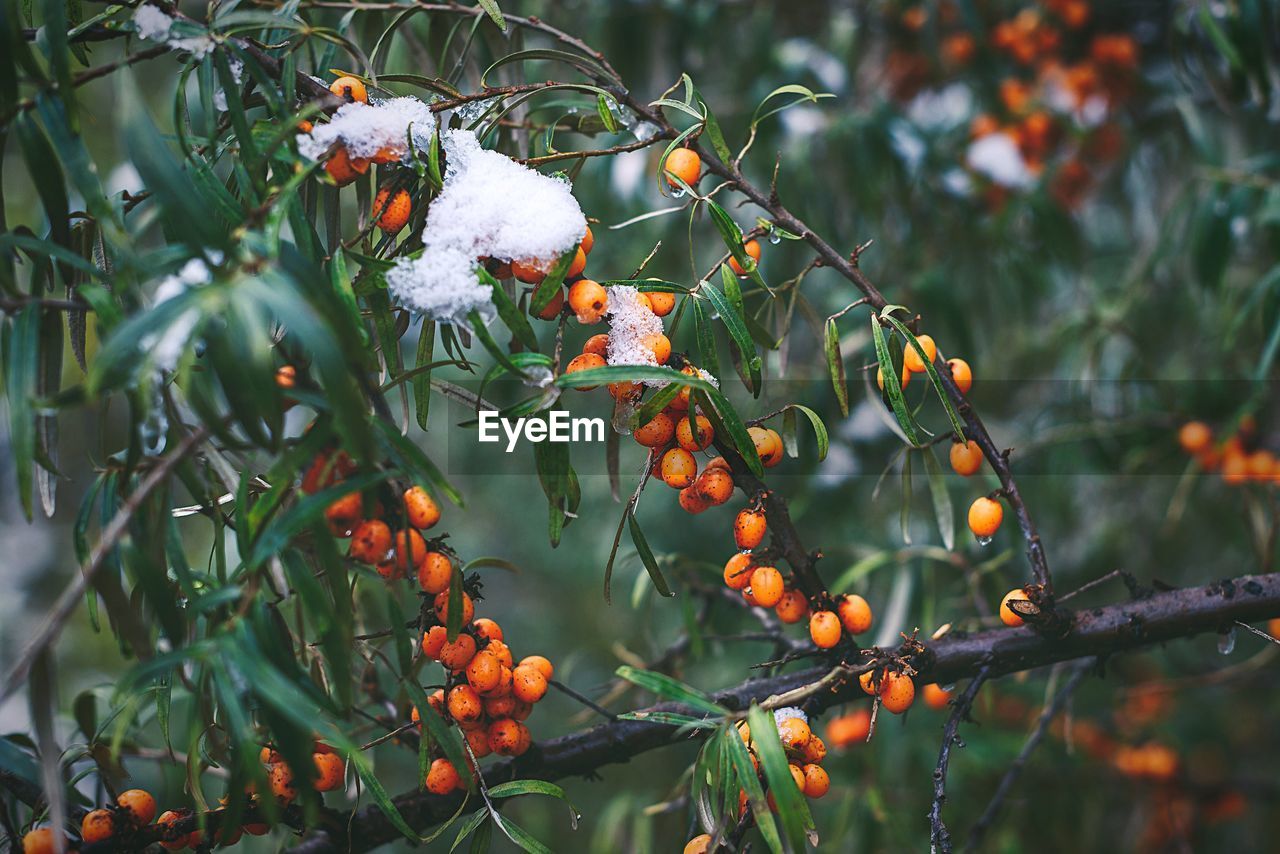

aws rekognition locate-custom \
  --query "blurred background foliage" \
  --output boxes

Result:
[2,0,1279,851]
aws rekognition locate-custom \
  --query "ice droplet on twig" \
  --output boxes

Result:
[1217,628,1236,655]
[976,534,993,547]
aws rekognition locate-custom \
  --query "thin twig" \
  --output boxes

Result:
[929,666,991,854]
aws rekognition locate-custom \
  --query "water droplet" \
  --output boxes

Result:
[940,683,956,692]
[976,534,993,547]
[140,377,168,457]
[671,188,687,199]
[1217,628,1236,655]
[768,230,782,245]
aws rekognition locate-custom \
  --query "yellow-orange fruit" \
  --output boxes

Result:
[748,566,784,608]
[876,364,912,391]
[472,617,503,643]
[968,497,1004,538]
[117,789,158,826]
[775,588,809,624]
[760,429,784,467]
[1000,588,1031,627]
[676,414,714,452]
[447,684,484,723]
[733,508,767,550]
[947,358,973,394]
[566,246,588,279]
[949,440,983,476]
[567,279,608,324]
[669,364,700,410]
[512,664,549,703]
[684,834,713,854]
[565,353,606,389]
[634,412,676,447]
[434,590,474,627]
[858,669,881,695]
[836,594,873,635]
[393,528,427,575]
[156,811,189,851]
[879,671,915,714]
[482,665,513,699]
[438,633,477,671]
[421,625,448,659]
[82,810,115,843]
[826,709,872,747]
[787,763,806,791]
[800,734,827,764]
[643,333,672,365]
[724,553,754,590]
[802,764,830,798]
[513,259,546,284]
[922,683,952,710]
[373,187,411,233]
[531,286,564,320]
[582,333,609,357]
[486,639,514,669]
[520,655,554,681]
[465,726,492,759]
[664,148,702,188]
[903,334,937,373]
[425,758,461,794]
[646,291,676,316]
[728,239,761,276]
[269,763,297,803]
[276,364,297,390]
[403,486,441,530]
[22,829,61,854]
[349,519,391,564]
[580,226,595,254]
[809,610,842,648]
[661,448,698,489]
[487,718,528,756]
[330,76,368,103]
[748,426,781,464]
[417,551,453,595]
[1177,421,1212,455]
[313,752,346,792]
[324,147,369,186]
[777,717,811,750]
[695,467,734,506]
[465,650,503,693]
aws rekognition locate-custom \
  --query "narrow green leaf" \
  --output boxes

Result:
[614,666,726,715]
[824,317,848,417]
[870,315,922,446]
[627,510,674,598]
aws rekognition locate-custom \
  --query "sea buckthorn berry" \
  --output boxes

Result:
[775,588,809,624]
[684,834,713,854]
[761,429,785,467]
[664,147,701,189]
[879,671,916,714]
[276,364,297,390]
[484,694,516,718]
[903,334,937,373]
[728,239,762,276]
[580,226,595,255]
[947,358,973,394]
[421,625,448,659]
[434,590,474,626]
[565,353,606,389]
[1222,451,1249,484]
[349,519,391,564]
[696,467,735,506]
[513,259,546,285]
[968,496,1004,539]
[472,617,503,643]
[802,764,830,799]
[858,669,881,695]
[486,639,514,668]
[582,333,610,357]
[330,75,368,103]
[922,683,953,710]
[661,448,698,489]
[22,829,60,854]
[403,486,441,530]
[826,709,872,747]
[417,551,453,595]
[801,735,827,764]
[836,594,873,635]
[643,333,672,365]
[465,650,503,693]
[676,414,714,452]
[488,718,525,756]
[705,456,730,472]
[567,279,608,324]
[260,745,283,766]
[566,246,588,279]
[393,528,427,574]
[876,364,912,391]
[269,763,297,803]
[373,187,411,233]
[646,291,676,316]
[512,664,549,703]
[324,147,370,186]
[519,655,554,681]
[669,364,700,411]
[117,789,158,826]
[313,752,346,792]
[949,440,983,477]
[1247,450,1275,481]
[747,426,780,463]
[1177,421,1212,455]
[809,610,842,648]
[447,685,484,723]
[531,286,564,319]
[777,717,811,750]
[438,633,477,671]
[634,412,676,448]
[748,566,784,608]
[425,758,461,795]
[509,700,533,721]
[787,763,806,791]
[1000,588,1031,627]
[733,508,767,550]
[156,811,188,851]
[465,726,492,759]
[609,380,642,402]
[82,809,115,843]
[723,553,754,590]
[483,665,514,698]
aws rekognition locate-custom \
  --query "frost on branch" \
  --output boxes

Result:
[132,5,215,58]
[604,286,663,376]
[295,97,436,163]
[385,130,587,324]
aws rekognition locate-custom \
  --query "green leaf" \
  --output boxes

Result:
[528,246,577,316]
[479,268,538,350]
[349,752,422,842]
[627,510,674,597]
[615,711,720,729]
[375,417,464,507]
[870,315,922,446]
[691,298,721,382]
[922,446,955,551]
[698,96,732,164]
[596,94,619,133]
[4,306,40,519]
[614,666,726,716]
[414,320,436,430]
[780,404,828,461]
[880,314,966,441]
[704,273,761,395]
[722,725,784,854]
[476,0,506,31]
[824,317,849,417]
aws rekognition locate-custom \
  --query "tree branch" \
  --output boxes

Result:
[929,667,991,853]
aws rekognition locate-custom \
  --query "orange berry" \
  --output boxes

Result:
[802,764,830,798]
[609,379,642,401]
[724,553,754,590]
[661,448,698,489]
[483,665,513,699]
[425,758,461,794]
[472,617,503,643]
[22,829,60,854]
[761,429,784,467]
[519,655,554,681]
[903,334,937,373]
[748,566,784,607]
[1000,588,1031,627]
[373,187,411,233]
[513,259,547,285]
[684,834,713,854]
[747,426,779,463]
[276,364,297,390]
[728,239,761,276]
[947,358,973,394]
[775,588,809,624]
[664,147,702,188]
[567,279,608,324]
[393,528,427,575]
[260,745,283,766]
[787,763,806,791]
[809,610,842,648]
[1222,451,1249,485]
[695,467,735,506]
[565,353,606,389]
[968,496,1004,538]
[116,789,157,826]
[313,751,346,792]
[421,625,448,659]
[487,718,527,756]
[512,664,549,703]
[434,590,474,626]
[349,519,391,564]
[669,364,700,411]
[484,694,516,718]
[330,76,368,103]
[646,291,676,316]
[879,671,915,714]
[156,811,189,851]
[447,684,484,723]
[465,650,503,693]
[465,726,492,758]
[1246,450,1275,481]
[643,333,672,365]
[733,508,767,550]
[566,246,588,279]
[858,669,880,695]
[269,763,297,803]
[876,364,912,391]
[1177,421,1213,455]
[826,709,872,747]
[777,717,811,750]
[634,412,676,447]
[486,639,514,668]
[836,594,873,635]
[922,683,952,710]
[403,486,441,530]
[582,333,610,357]
[82,809,115,843]
[676,414,714,452]
[417,551,453,595]
[949,440,983,477]
[677,486,710,515]
[438,633,477,671]
[324,147,370,186]
[531,286,564,319]
[580,226,595,255]
[800,735,827,764]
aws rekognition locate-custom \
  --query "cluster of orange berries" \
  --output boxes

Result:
[261,738,347,806]
[478,218,609,328]
[1178,419,1279,485]
[417,613,554,793]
